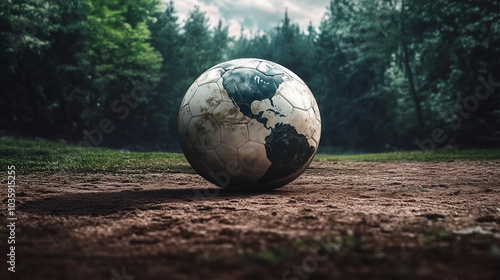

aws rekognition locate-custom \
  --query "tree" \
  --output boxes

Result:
[148,0,182,148]
[0,0,89,138]
[407,0,500,147]
[83,0,162,148]
[210,20,230,63]
[314,0,391,151]
[2,0,497,151]
[180,6,212,74]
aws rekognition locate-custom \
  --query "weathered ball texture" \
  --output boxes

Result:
[178,58,321,191]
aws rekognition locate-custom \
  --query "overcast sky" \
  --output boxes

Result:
[167,0,331,37]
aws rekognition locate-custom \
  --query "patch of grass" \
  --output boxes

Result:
[0,138,192,174]
[315,149,500,162]
[240,247,296,266]
[342,231,362,249]
[395,186,429,193]
[2,138,499,175]
[293,237,316,249]
[419,223,455,244]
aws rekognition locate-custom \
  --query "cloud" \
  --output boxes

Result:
[167,0,331,37]
[173,0,222,28]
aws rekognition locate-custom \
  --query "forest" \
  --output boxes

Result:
[1,0,499,153]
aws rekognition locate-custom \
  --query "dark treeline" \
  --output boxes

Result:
[1,0,499,152]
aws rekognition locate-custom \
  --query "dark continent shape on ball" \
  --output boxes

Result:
[222,66,314,187]
[222,68,281,119]
[259,123,315,185]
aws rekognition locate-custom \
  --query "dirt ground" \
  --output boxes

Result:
[2,160,500,280]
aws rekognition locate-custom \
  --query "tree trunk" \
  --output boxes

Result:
[400,0,424,134]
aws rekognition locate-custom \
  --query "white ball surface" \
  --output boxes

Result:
[178,58,321,191]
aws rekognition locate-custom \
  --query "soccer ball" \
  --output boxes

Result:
[178,58,321,191]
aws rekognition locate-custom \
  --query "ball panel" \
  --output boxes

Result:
[312,119,321,145]
[237,141,272,177]
[197,67,224,86]
[213,101,250,124]
[306,108,322,145]
[186,115,221,150]
[289,107,315,139]
[312,100,321,123]
[278,80,313,111]
[221,124,249,148]
[247,119,271,144]
[189,83,222,117]
[214,143,238,170]
[193,149,225,175]
[178,105,192,137]
[180,82,198,108]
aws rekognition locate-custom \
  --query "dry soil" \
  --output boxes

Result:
[2,160,500,280]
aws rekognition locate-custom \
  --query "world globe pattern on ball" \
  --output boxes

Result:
[178,58,321,191]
